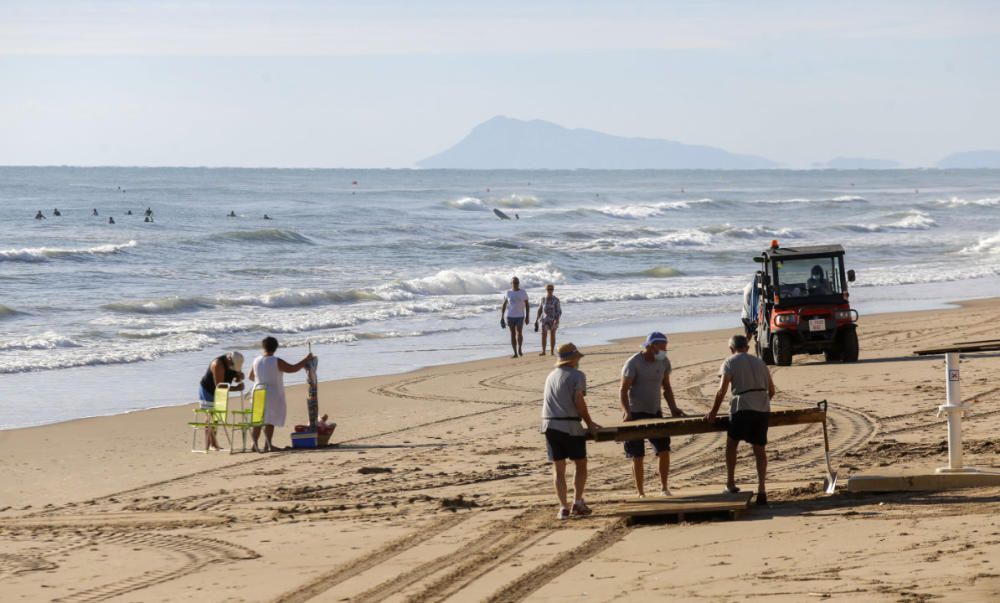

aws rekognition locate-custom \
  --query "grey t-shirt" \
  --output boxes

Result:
[720,352,771,414]
[541,366,587,436]
[622,352,671,414]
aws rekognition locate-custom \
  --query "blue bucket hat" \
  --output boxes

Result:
[644,331,668,346]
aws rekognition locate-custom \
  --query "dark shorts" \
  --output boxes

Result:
[541,318,558,332]
[507,316,525,329]
[623,411,671,458]
[545,428,587,461]
[198,386,214,410]
[728,410,769,446]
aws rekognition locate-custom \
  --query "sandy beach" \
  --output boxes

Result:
[2,299,1000,602]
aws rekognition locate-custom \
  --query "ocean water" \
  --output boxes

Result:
[2,167,1000,429]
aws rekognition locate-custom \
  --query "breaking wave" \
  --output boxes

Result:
[938,196,1000,208]
[0,240,137,263]
[841,210,937,233]
[446,197,488,211]
[960,231,1000,255]
[496,194,541,208]
[0,331,81,351]
[594,199,712,218]
[640,266,684,278]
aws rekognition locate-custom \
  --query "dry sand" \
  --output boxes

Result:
[2,299,1000,602]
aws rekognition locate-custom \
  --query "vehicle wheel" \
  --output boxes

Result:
[773,333,793,366]
[840,329,859,362]
[824,349,842,362]
[757,335,774,365]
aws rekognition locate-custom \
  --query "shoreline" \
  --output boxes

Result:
[2,293,993,434]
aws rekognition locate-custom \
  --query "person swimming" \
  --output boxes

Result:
[35,211,46,220]
[228,211,236,217]
[52,208,61,216]
[92,208,99,216]
[108,217,115,225]
[126,210,133,215]
[144,207,153,217]
[263,214,273,220]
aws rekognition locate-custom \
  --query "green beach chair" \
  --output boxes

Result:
[188,384,232,452]
[227,384,267,454]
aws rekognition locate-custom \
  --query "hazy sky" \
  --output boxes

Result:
[2,0,998,168]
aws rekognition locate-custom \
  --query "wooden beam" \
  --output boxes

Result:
[587,406,826,442]
[914,342,1000,356]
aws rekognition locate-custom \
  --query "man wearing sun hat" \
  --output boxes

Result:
[541,343,602,520]
[620,331,686,497]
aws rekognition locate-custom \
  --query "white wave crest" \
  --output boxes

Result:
[938,196,1000,208]
[960,231,1000,255]
[701,224,798,239]
[0,240,137,263]
[496,194,541,208]
[391,263,564,296]
[446,197,488,211]
[829,195,866,202]
[844,210,937,233]
[0,331,81,351]
[564,229,712,251]
[0,334,214,374]
[595,199,710,218]
[223,288,380,308]
[104,296,210,314]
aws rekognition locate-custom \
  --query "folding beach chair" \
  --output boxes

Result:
[228,384,267,454]
[188,384,232,452]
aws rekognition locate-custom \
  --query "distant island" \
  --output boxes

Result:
[937,150,1000,169]
[416,116,778,169]
[815,157,900,169]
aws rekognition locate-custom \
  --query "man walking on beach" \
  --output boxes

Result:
[620,332,686,497]
[500,276,529,358]
[706,334,775,506]
[534,283,562,356]
[542,343,601,520]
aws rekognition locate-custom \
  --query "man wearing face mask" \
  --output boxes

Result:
[620,331,687,497]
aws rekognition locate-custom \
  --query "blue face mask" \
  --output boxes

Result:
[654,350,667,361]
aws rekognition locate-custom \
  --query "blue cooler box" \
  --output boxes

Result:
[291,431,318,449]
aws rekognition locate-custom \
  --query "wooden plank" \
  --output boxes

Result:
[915,341,1000,355]
[603,492,753,519]
[588,406,825,442]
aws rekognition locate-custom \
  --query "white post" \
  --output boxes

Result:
[937,352,970,473]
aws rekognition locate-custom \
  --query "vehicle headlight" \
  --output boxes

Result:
[775,314,799,326]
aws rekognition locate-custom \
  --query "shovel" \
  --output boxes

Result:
[818,400,838,494]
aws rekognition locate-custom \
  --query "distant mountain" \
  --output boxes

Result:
[937,150,1000,169]
[816,157,900,169]
[417,116,778,169]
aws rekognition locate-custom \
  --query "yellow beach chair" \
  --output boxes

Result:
[188,384,232,452]
[228,384,266,454]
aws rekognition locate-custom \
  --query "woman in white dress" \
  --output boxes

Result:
[248,336,313,452]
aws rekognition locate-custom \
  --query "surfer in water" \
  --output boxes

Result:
[35,211,46,220]
[126,210,133,215]
[108,217,115,225]
[52,208,61,216]
[263,214,273,220]
[93,208,99,216]
[228,211,237,217]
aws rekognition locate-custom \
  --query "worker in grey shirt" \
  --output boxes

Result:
[619,331,686,497]
[542,343,601,520]
[706,334,776,506]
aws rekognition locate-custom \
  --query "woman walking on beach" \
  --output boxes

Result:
[248,336,313,452]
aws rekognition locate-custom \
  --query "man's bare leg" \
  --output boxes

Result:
[573,458,587,503]
[509,326,518,358]
[657,451,670,492]
[725,437,739,490]
[515,325,524,356]
[553,460,569,509]
[631,457,645,497]
[752,444,767,496]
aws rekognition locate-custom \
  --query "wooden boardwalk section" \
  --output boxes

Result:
[598,491,755,522]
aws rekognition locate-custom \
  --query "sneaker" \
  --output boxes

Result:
[723,485,741,494]
[756,492,768,506]
[557,507,570,520]
[659,488,672,497]
[571,501,592,517]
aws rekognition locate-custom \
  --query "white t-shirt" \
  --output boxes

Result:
[505,289,529,318]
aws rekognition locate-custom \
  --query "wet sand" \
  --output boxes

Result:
[2,299,1000,601]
